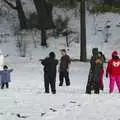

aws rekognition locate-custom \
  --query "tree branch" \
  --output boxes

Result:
[3,0,17,10]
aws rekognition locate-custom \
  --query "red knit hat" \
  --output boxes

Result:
[112,51,118,57]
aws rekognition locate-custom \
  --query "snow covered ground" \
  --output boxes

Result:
[0,60,120,120]
[0,1,120,119]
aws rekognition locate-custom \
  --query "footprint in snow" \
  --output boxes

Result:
[66,109,71,112]
[49,108,57,112]
[0,113,4,115]
[69,101,77,104]
[77,104,81,107]
[41,112,46,117]
[16,114,29,119]
[62,104,66,107]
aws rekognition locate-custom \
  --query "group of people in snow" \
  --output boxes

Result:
[0,50,13,89]
[86,48,120,94]
[0,48,120,95]
[41,49,71,94]
[41,48,120,95]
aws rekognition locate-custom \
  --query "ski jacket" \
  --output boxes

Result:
[60,55,71,71]
[41,57,58,76]
[106,58,120,76]
[0,69,13,83]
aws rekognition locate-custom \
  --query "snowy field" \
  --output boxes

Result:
[0,1,120,119]
[0,60,120,120]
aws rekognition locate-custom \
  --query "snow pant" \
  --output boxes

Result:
[1,82,9,89]
[59,70,70,86]
[99,68,104,90]
[44,73,56,94]
[86,71,100,94]
[109,76,120,93]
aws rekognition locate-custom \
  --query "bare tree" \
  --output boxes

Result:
[32,29,39,48]
[33,0,48,47]
[3,0,27,29]
[33,0,54,47]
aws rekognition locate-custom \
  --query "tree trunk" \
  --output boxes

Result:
[16,0,27,29]
[33,0,47,47]
[3,0,27,29]
[41,29,47,46]
[80,0,87,62]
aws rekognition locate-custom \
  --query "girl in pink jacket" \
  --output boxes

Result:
[106,51,120,93]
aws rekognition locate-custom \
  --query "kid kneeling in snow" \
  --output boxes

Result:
[0,65,13,89]
[106,51,120,93]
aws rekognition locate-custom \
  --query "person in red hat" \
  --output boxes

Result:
[106,51,120,93]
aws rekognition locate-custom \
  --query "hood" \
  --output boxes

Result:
[49,52,55,58]
[112,51,118,57]
[92,48,98,56]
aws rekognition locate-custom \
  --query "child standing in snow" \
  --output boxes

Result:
[106,51,120,93]
[59,49,71,86]
[98,51,106,91]
[0,65,13,89]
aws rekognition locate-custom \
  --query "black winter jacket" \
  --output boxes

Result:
[41,57,58,76]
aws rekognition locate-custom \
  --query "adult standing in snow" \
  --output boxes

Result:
[86,48,102,94]
[59,49,71,86]
[0,50,4,70]
[106,51,120,93]
[41,52,58,94]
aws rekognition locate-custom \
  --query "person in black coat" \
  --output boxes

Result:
[41,52,58,94]
[86,48,102,94]
[59,49,71,86]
